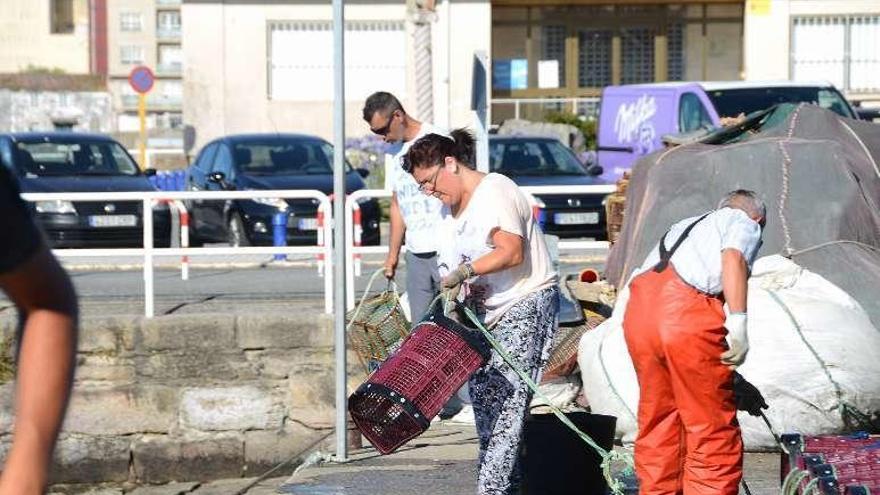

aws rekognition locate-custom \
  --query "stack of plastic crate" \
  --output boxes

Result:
[781,432,880,494]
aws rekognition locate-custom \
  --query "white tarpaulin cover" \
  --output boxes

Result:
[578,255,880,449]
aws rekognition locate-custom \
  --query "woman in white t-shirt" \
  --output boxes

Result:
[404,129,559,495]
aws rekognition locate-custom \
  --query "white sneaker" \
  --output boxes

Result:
[447,405,475,424]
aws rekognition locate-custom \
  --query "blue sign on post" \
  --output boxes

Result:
[129,66,155,170]
[128,66,155,94]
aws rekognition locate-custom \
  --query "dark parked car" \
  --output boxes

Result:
[489,135,609,240]
[185,133,380,247]
[0,132,170,248]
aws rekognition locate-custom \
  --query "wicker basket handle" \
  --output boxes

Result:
[347,268,387,332]
[385,278,400,300]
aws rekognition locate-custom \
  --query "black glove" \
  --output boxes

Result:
[733,372,769,417]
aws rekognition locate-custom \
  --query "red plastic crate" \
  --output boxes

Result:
[349,311,490,454]
[781,433,880,494]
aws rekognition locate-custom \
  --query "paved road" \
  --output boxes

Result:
[1,251,608,317]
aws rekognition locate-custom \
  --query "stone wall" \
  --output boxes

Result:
[0,89,115,133]
[0,311,363,486]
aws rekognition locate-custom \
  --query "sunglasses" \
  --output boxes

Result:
[370,111,398,136]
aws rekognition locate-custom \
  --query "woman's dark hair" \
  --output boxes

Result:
[403,128,476,172]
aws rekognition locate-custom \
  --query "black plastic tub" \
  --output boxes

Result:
[520,412,618,495]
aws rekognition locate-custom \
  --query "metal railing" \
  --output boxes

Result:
[156,28,182,39]
[22,190,334,317]
[343,185,616,308]
[491,97,601,121]
[21,185,618,318]
[156,63,183,76]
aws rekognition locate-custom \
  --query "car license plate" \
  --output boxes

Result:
[298,218,318,231]
[554,212,599,225]
[88,215,137,227]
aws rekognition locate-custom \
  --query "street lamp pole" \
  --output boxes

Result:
[332,0,348,461]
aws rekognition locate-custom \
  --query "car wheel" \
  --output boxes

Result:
[227,213,251,247]
[187,229,204,247]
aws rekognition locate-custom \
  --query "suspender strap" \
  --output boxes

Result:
[653,212,712,273]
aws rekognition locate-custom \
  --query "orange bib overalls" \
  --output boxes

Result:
[622,215,742,495]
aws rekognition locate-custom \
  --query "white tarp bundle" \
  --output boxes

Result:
[578,255,880,449]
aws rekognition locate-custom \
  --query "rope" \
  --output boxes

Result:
[789,239,880,258]
[598,330,638,422]
[839,120,880,179]
[459,305,635,495]
[775,104,804,258]
[782,468,809,495]
[233,431,333,494]
[801,476,821,495]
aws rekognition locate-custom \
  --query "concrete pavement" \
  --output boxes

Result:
[279,424,479,495]
[46,421,783,494]
[276,423,782,495]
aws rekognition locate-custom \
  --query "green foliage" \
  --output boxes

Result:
[346,135,393,191]
[544,111,598,151]
[24,64,67,75]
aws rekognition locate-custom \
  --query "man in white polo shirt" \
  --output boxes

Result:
[362,92,446,322]
[622,190,765,495]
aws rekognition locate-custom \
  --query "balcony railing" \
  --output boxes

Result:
[157,27,181,40]
[490,97,600,125]
[156,63,183,76]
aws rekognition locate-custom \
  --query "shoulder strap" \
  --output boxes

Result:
[653,212,712,273]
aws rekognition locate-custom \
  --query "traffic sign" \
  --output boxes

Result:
[128,66,155,94]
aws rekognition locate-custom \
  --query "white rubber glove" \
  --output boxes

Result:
[721,312,749,369]
[441,263,474,315]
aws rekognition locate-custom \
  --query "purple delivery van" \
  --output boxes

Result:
[596,81,857,180]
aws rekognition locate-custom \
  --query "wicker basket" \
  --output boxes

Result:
[349,310,491,454]
[604,172,630,244]
[543,310,606,379]
[346,286,411,371]
[604,194,626,244]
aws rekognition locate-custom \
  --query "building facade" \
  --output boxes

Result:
[2,1,878,139]
[744,0,880,101]
[0,0,92,74]
[0,0,185,139]
[106,0,184,134]
[491,0,746,122]
[181,0,490,150]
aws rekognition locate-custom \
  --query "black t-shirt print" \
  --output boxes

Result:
[0,165,42,274]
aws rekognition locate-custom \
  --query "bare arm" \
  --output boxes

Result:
[0,247,78,495]
[383,193,407,278]
[470,229,525,276]
[721,248,748,313]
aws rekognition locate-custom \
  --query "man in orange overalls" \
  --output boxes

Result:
[623,190,765,495]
